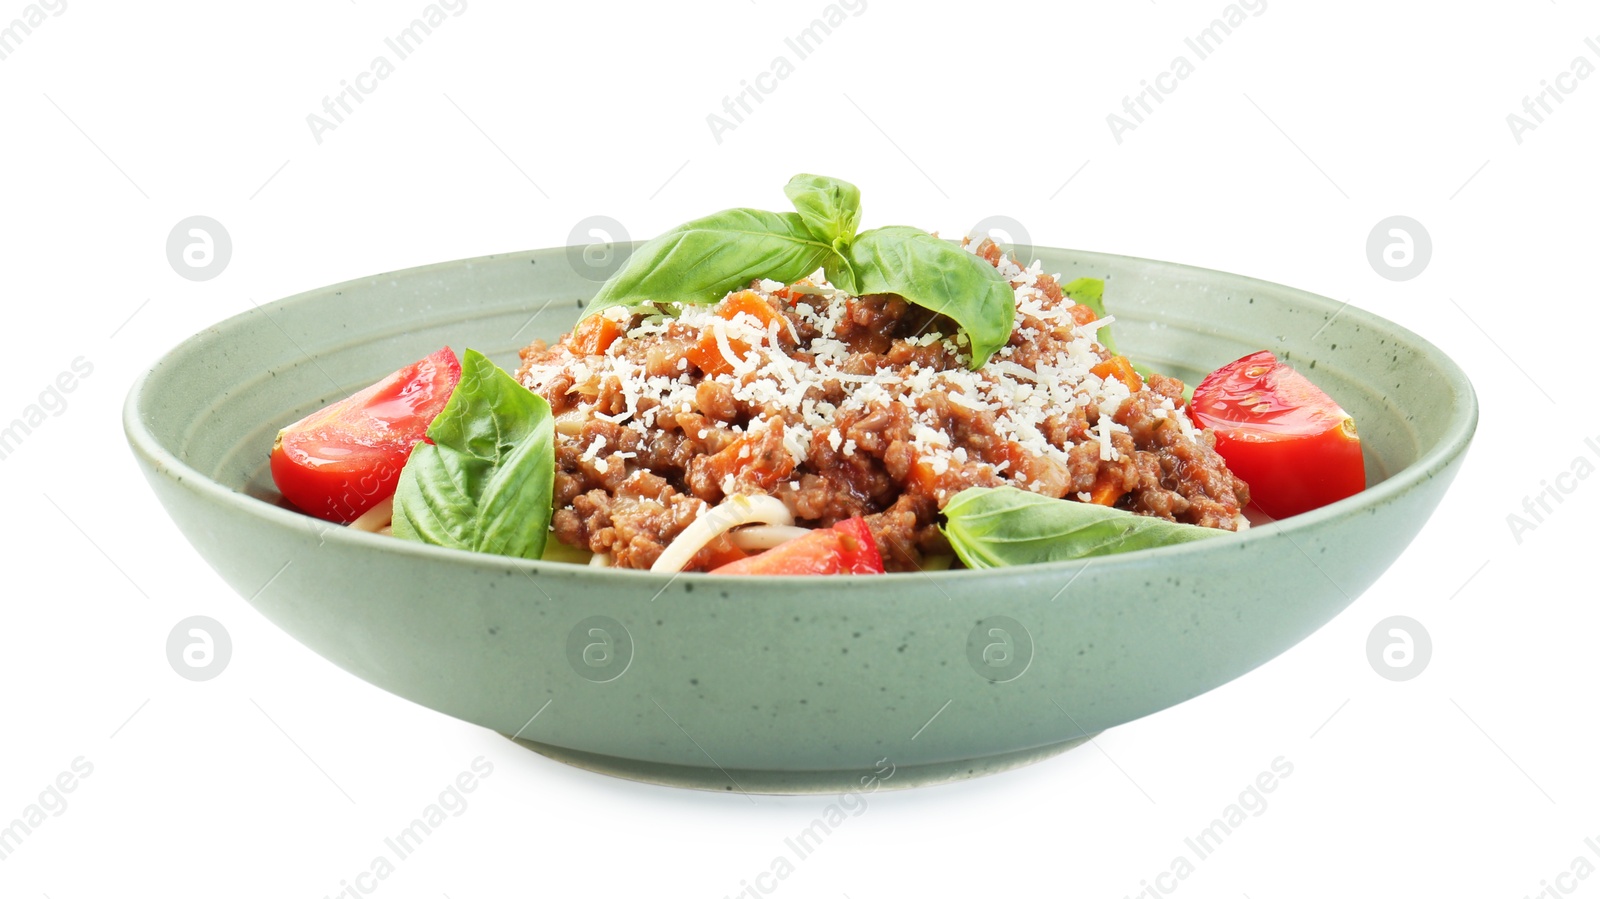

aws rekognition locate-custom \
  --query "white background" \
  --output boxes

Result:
[2,1,1596,896]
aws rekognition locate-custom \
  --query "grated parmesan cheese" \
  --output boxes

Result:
[518,238,1150,504]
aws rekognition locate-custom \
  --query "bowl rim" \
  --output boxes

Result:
[124,245,1479,584]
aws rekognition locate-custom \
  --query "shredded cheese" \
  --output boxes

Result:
[518,238,1208,506]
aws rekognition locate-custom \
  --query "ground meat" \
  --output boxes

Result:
[516,243,1249,571]
[1112,386,1249,528]
[695,380,739,423]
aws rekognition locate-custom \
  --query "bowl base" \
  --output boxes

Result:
[502,734,1097,794]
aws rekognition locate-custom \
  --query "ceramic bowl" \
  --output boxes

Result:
[124,245,1476,793]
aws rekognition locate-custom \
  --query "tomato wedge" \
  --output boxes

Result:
[270,347,461,523]
[710,517,885,575]
[1187,350,1364,520]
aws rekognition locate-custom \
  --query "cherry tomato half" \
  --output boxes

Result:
[270,347,461,523]
[1187,350,1364,520]
[710,517,885,575]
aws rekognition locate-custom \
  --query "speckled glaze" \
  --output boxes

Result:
[124,246,1477,793]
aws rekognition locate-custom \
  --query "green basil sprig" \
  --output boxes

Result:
[585,208,852,311]
[783,173,861,253]
[581,174,1015,368]
[1055,275,1166,384]
[392,349,556,560]
[1060,276,1117,355]
[848,226,1015,364]
[940,486,1225,568]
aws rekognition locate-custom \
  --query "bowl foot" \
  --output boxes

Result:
[501,734,1097,794]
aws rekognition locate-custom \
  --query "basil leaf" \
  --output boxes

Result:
[583,208,844,315]
[847,226,1016,367]
[1061,276,1118,356]
[1060,276,1103,307]
[783,173,862,250]
[814,249,859,296]
[392,349,555,560]
[784,174,863,294]
[1058,277,1166,386]
[940,486,1224,568]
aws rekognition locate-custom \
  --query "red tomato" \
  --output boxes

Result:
[1188,350,1364,519]
[710,517,885,575]
[270,347,461,523]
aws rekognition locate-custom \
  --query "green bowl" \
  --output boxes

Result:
[123,246,1476,793]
